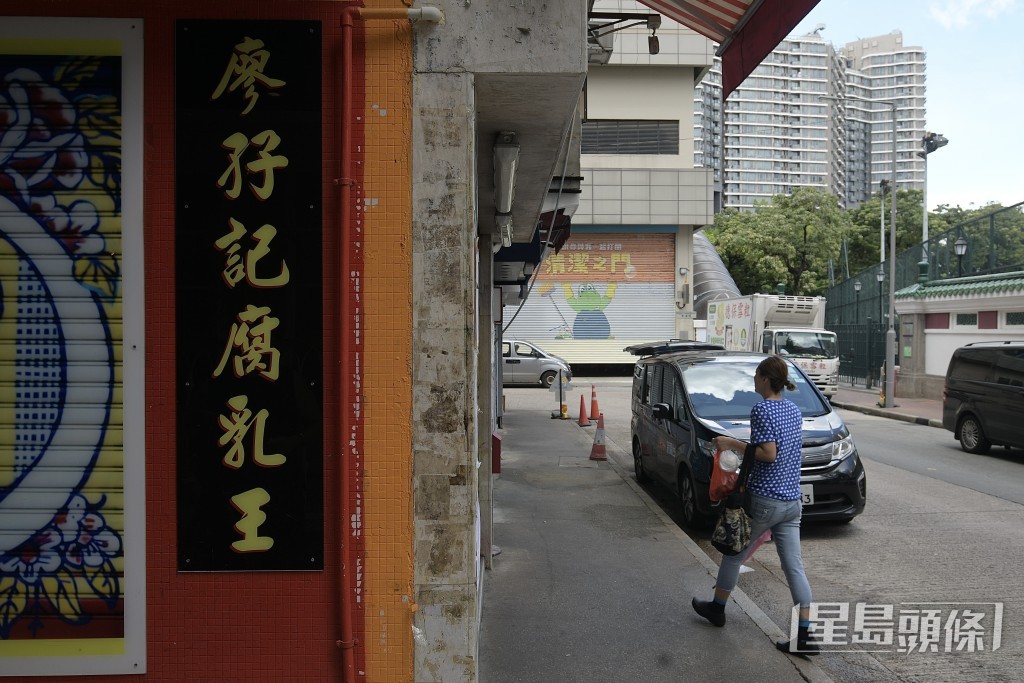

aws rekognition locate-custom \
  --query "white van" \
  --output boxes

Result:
[501,340,572,387]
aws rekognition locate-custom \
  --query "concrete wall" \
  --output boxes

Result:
[893,295,1024,400]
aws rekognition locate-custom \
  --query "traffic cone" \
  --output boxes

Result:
[577,394,592,426]
[590,385,600,422]
[589,413,607,461]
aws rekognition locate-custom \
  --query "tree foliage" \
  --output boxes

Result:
[707,188,1024,295]
[706,187,849,296]
[845,188,927,275]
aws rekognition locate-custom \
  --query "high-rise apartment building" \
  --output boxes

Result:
[696,29,927,210]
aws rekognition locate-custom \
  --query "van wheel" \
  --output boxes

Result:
[958,415,991,454]
[540,371,556,388]
[677,469,706,529]
[633,439,649,484]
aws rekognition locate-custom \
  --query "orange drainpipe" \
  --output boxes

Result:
[337,4,442,682]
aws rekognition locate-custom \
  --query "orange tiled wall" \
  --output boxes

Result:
[354,15,415,683]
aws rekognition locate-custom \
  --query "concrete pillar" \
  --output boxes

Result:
[477,255,494,573]
[411,71,481,681]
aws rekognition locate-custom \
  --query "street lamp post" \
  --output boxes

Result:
[854,279,862,384]
[875,269,884,388]
[876,269,884,326]
[955,234,968,277]
[919,132,949,279]
[879,178,889,263]
[884,102,897,408]
[822,94,897,407]
[853,279,862,325]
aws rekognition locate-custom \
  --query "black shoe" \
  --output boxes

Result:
[776,626,820,656]
[691,597,726,627]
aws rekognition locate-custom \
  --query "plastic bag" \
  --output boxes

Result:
[709,448,740,502]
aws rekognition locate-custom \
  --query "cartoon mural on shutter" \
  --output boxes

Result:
[510,233,676,341]
[0,23,142,672]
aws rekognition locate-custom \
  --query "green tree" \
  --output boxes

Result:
[707,187,850,296]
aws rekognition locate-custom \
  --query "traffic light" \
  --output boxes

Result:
[923,131,948,154]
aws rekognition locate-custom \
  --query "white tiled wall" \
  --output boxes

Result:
[576,166,714,225]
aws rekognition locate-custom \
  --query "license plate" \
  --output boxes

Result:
[800,485,814,506]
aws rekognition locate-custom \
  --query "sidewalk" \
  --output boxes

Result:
[478,393,832,683]
[478,384,945,682]
[830,382,943,428]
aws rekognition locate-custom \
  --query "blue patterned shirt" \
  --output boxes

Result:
[747,398,803,501]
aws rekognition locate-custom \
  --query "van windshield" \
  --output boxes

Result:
[680,359,829,419]
[776,331,837,359]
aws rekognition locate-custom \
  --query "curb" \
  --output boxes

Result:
[594,425,835,683]
[830,401,943,429]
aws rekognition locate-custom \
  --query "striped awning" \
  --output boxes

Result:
[635,0,820,98]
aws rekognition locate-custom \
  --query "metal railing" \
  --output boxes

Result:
[825,201,1024,385]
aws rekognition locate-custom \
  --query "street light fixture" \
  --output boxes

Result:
[876,269,884,323]
[853,279,862,323]
[821,93,898,407]
[918,132,949,278]
[954,234,968,277]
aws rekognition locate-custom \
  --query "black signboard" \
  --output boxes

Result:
[175,20,323,571]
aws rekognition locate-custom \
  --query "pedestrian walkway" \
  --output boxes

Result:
[830,383,943,428]
[478,392,832,683]
[479,382,945,681]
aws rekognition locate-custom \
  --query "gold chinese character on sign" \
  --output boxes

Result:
[213,303,281,380]
[215,218,290,288]
[212,36,286,116]
[217,130,289,201]
[218,394,286,469]
[230,487,274,552]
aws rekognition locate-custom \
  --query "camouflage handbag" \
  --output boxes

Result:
[711,505,752,556]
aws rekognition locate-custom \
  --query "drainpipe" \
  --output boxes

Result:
[337,4,443,682]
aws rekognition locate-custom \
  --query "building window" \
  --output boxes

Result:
[582,119,680,155]
[955,312,978,327]
[1007,311,1024,327]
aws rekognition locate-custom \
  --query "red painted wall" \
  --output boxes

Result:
[3,2,347,680]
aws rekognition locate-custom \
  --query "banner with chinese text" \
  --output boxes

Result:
[175,20,323,571]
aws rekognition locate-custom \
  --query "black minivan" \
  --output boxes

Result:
[629,347,866,527]
[942,341,1024,454]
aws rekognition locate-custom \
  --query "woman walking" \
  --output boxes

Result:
[691,355,818,656]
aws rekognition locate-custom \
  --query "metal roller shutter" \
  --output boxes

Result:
[505,232,677,364]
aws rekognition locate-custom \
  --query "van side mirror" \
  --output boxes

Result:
[652,403,674,420]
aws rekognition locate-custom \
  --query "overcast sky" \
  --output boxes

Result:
[791,0,1023,210]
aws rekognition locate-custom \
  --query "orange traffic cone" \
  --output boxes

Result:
[590,385,600,422]
[589,413,607,461]
[577,394,592,426]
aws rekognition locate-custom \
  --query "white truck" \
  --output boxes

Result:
[706,295,839,397]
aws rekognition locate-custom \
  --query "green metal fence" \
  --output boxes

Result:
[825,201,1024,385]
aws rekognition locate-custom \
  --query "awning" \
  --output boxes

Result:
[635,0,820,99]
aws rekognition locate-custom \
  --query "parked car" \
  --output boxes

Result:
[629,348,866,528]
[501,340,571,387]
[942,340,1024,454]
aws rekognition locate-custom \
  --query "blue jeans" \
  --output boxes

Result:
[715,493,813,608]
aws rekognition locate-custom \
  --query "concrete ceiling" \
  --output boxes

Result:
[475,72,585,247]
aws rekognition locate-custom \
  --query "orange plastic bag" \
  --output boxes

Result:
[709,448,740,502]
